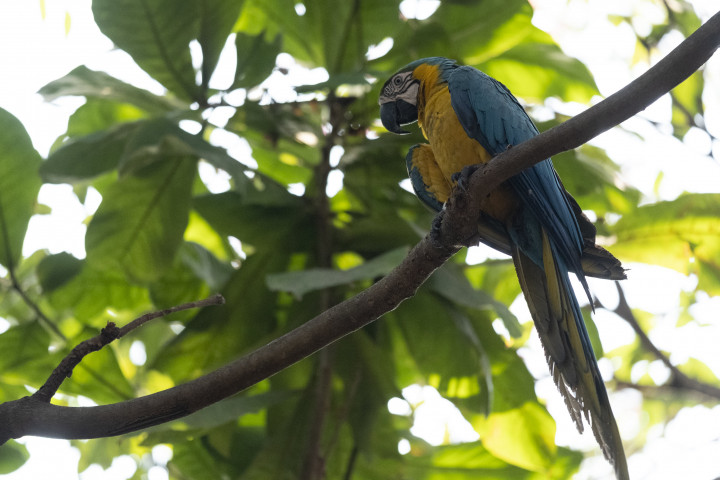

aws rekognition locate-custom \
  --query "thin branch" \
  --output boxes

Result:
[604,282,720,400]
[0,197,64,340]
[117,293,224,337]
[7,271,65,341]
[1,10,719,446]
[31,294,225,403]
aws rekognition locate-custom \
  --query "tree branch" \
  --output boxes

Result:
[1,10,719,446]
[31,294,225,403]
[605,282,720,400]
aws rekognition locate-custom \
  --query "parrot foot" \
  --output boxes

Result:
[451,164,481,192]
[430,210,446,247]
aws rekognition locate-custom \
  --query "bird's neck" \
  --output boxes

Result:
[412,65,448,140]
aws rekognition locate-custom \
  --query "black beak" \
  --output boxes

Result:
[380,100,418,135]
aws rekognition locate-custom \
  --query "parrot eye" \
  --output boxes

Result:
[393,76,403,86]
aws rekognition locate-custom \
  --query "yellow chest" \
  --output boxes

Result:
[413,69,517,222]
[417,84,493,183]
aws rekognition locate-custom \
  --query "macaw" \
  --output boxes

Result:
[379,57,629,480]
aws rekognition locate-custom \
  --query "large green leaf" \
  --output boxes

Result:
[151,248,291,381]
[156,390,295,431]
[85,156,196,283]
[353,441,573,480]
[0,441,29,474]
[239,0,399,73]
[266,246,408,299]
[233,31,282,89]
[473,401,557,473]
[36,252,84,292]
[480,40,597,103]
[0,322,58,387]
[429,264,521,338]
[47,262,151,322]
[176,241,234,292]
[193,187,313,251]
[671,70,704,138]
[73,436,136,472]
[610,194,720,294]
[64,98,148,139]
[552,144,641,216]
[39,66,184,114]
[40,122,139,183]
[0,108,42,269]
[92,0,201,101]
[198,0,245,90]
[388,290,488,397]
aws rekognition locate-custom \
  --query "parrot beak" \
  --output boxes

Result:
[380,100,417,135]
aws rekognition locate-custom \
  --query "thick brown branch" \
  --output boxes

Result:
[1,10,719,445]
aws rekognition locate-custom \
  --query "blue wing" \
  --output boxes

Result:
[446,66,631,479]
[447,66,589,296]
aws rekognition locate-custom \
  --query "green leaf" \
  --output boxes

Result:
[73,436,133,472]
[429,265,521,338]
[47,262,151,322]
[148,252,209,312]
[151,248,288,381]
[158,391,295,431]
[0,441,29,474]
[198,0,245,90]
[178,241,234,291]
[426,0,533,63]
[388,291,487,395]
[240,0,398,73]
[446,308,494,415]
[480,41,598,103]
[85,156,196,283]
[92,0,201,101]
[671,70,704,138]
[46,115,249,187]
[552,144,641,216]
[40,122,139,183]
[168,436,236,479]
[39,66,184,113]
[65,98,147,139]
[473,401,557,473]
[464,310,538,412]
[169,127,253,189]
[355,441,528,480]
[677,357,720,386]
[266,247,408,298]
[193,188,313,251]
[0,108,42,269]
[610,194,720,294]
[0,322,60,387]
[233,31,282,89]
[36,252,84,292]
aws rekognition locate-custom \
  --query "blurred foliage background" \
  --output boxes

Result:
[0,0,719,479]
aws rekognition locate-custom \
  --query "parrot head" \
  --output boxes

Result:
[379,57,457,134]
[378,69,419,134]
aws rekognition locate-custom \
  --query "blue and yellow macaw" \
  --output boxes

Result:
[379,57,628,479]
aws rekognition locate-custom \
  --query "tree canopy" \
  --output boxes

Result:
[1,0,718,479]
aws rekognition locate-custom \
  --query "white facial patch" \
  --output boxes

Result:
[379,72,419,105]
